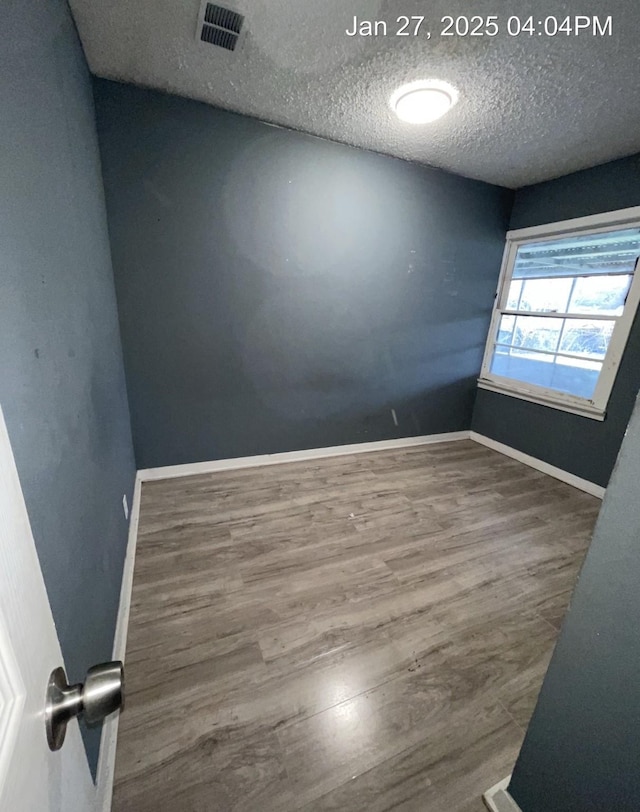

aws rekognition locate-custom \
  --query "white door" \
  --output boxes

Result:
[0,406,98,812]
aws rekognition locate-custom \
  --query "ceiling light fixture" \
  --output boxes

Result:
[390,80,458,124]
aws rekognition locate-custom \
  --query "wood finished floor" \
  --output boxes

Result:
[112,441,600,812]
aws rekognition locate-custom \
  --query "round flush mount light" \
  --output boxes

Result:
[390,80,459,124]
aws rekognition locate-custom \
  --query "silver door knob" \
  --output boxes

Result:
[45,661,124,751]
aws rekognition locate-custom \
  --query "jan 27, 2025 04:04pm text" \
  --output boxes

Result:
[344,15,613,39]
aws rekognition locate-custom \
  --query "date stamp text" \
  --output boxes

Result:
[345,15,613,39]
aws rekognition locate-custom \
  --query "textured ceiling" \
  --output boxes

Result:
[69,0,640,188]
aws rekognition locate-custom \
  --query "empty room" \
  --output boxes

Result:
[3,2,640,811]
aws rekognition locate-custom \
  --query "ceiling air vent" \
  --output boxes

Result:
[198,3,244,51]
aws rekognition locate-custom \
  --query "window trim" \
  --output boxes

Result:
[478,206,640,420]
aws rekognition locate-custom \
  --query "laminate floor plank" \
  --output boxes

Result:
[112,440,600,811]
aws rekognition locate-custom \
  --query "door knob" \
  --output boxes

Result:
[45,661,124,751]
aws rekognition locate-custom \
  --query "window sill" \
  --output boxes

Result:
[477,378,606,421]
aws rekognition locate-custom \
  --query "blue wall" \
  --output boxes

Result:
[93,80,513,469]
[509,393,640,810]
[473,155,640,487]
[0,0,136,774]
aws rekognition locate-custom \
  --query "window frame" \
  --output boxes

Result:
[478,206,640,421]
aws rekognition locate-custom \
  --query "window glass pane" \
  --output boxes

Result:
[490,346,601,399]
[497,314,515,344]
[513,227,640,280]
[568,275,631,316]
[518,277,572,313]
[559,319,614,359]
[506,279,522,309]
[488,224,640,405]
[512,315,563,352]
[551,357,601,399]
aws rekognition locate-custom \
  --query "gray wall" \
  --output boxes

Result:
[0,0,136,775]
[473,155,640,487]
[509,392,640,810]
[93,79,513,469]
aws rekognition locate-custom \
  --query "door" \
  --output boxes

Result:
[0,406,97,812]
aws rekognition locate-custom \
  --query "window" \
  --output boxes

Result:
[479,208,640,420]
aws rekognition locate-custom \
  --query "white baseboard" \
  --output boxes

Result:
[470,432,605,499]
[135,431,604,502]
[483,776,522,811]
[95,472,142,812]
[138,431,471,482]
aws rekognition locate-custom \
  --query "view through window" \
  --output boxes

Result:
[481,223,640,415]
